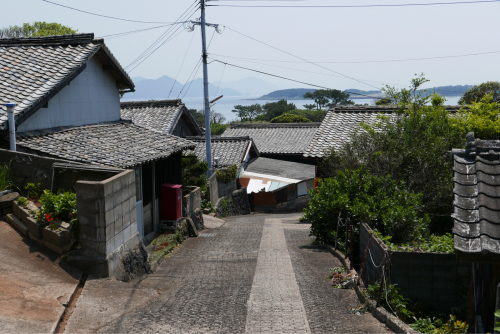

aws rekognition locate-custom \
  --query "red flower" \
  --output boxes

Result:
[45,214,50,219]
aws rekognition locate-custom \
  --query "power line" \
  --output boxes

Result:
[209,50,500,64]
[208,0,500,8]
[169,30,197,99]
[125,2,199,71]
[98,25,179,39]
[209,58,384,99]
[209,55,405,86]
[41,0,177,23]
[225,26,381,90]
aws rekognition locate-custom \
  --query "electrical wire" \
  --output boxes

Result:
[41,0,177,24]
[182,60,204,99]
[168,30,197,99]
[125,2,199,71]
[213,63,227,98]
[225,26,381,90]
[208,0,500,8]
[209,50,500,64]
[209,58,384,99]
[209,55,405,87]
[98,25,178,39]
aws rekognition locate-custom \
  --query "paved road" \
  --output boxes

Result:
[98,213,389,333]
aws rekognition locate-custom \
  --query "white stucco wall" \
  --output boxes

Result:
[18,57,121,132]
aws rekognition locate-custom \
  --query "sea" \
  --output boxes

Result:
[181,95,462,122]
[123,95,461,122]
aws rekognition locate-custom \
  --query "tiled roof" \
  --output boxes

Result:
[120,99,202,135]
[16,121,195,168]
[304,105,463,159]
[186,136,258,169]
[222,123,320,155]
[245,157,315,181]
[0,33,134,130]
[452,132,500,258]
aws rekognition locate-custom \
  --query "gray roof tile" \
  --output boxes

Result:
[452,133,500,257]
[0,34,134,130]
[120,99,201,135]
[16,121,195,168]
[304,105,463,159]
[185,136,258,169]
[222,123,320,155]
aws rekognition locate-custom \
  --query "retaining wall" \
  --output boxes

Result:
[215,187,251,217]
[360,223,470,312]
[207,173,218,205]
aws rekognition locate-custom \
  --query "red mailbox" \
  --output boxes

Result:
[161,183,182,221]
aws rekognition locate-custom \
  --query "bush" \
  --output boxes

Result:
[17,196,28,207]
[374,231,454,253]
[304,169,429,245]
[287,109,327,122]
[458,81,500,105]
[211,123,228,135]
[270,113,312,123]
[182,152,208,191]
[39,189,78,238]
[451,94,500,140]
[216,164,238,184]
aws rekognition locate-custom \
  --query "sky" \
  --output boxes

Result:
[4,0,500,92]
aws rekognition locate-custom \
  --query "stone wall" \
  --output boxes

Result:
[360,223,470,313]
[70,169,141,277]
[218,178,237,198]
[215,188,251,217]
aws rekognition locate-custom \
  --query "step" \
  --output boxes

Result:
[6,213,28,236]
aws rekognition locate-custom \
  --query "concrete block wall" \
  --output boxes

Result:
[218,179,237,198]
[183,186,201,216]
[360,223,470,312]
[207,172,218,205]
[76,169,139,276]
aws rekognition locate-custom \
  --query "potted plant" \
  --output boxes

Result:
[42,214,71,247]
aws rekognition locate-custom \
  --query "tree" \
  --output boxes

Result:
[319,74,464,234]
[232,104,263,122]
[304,104,316,110]
[0,22,77,38]
[270,113,311,123]
[287,109,327,122]
[375,97,393,106]
[451,94,500,140]
[189,109,204,127]
[304,89,354,109]
[256,100,296,121]
[458,81,500,105]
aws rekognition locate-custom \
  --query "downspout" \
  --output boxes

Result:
[6,103,16,151]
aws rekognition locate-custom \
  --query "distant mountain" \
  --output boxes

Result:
[257,85,475,101]
[132,76,149,83]
[123,75,242,100]
[218,77,279,96]
[256,88,316,100]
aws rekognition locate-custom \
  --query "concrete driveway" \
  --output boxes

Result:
[0,220,82,333]
[67,213,388,333]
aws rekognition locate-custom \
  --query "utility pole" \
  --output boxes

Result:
[200,0,213,177]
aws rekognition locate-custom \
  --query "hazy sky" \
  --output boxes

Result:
[4,0,500,91]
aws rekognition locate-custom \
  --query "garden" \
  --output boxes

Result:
[304,76,500,333]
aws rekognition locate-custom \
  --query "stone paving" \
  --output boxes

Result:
[97,213,389,333]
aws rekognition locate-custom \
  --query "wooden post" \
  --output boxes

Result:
[358,233,372,286]
[344,216,350,259]
[376,253,390,308]
[349,221,354,269]
[335,211,341,250]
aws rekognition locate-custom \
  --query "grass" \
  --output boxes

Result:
[148,223,187,264]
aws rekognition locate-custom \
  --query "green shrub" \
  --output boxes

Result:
[0,161,14,192]
[39,189,78,239]
[451,94,500,140]
[304,169,429,246]
[182,152,208,191]
[25,182,41,198]
[211,123,228,135]
[373,231,454,253]
[17,196,28,207]
[270,113,312,123]
[216,164,238,184]
[287,109,327,122]
[458,81,500,105]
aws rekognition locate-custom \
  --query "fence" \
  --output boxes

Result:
[359,222,470,312]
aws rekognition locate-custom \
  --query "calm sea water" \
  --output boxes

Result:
[181,95,462,122]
